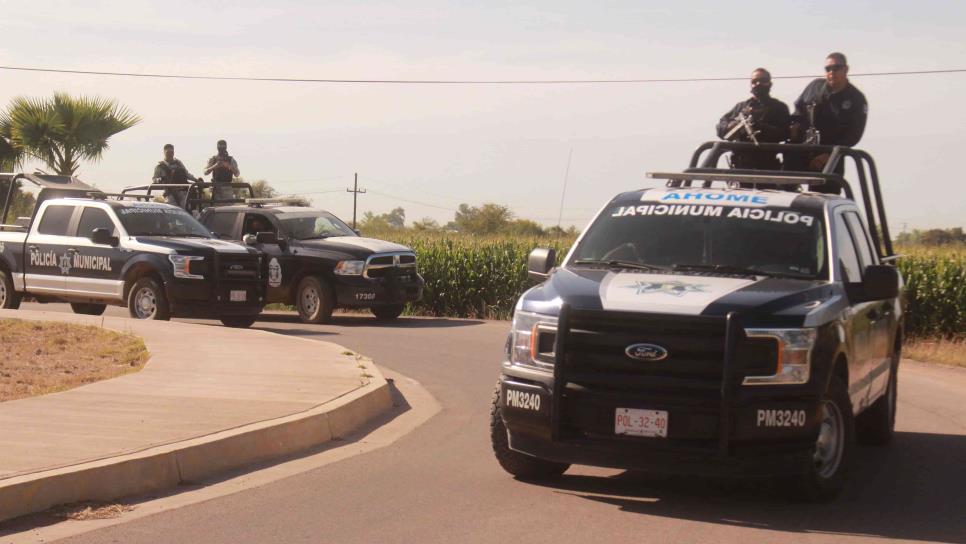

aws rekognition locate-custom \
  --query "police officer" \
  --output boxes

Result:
[791,52,868,173]
[204,139,240,202]
[716,68,790,170]
[152,144,199,208]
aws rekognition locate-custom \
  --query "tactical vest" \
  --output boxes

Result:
[211,154,235,184]
[157,161,188,184]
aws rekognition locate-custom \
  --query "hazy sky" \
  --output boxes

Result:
[1,0,964,230]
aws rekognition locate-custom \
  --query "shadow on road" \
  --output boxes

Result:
[531,431,966,543]
[255,312,486,329]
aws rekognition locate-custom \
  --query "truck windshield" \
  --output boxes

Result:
[570,203,827,279]
[277,211,355,240]
[117,206,212,237]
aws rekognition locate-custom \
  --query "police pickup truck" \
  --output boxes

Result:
[491,142,903,500]
[198,199,424,323]
[0,173,265,327]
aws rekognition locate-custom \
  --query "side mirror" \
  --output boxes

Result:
[243,234,257,246]
[256,231,279,245]
[861,264,899,301]
[527,248,556,282]
[91,228,119,247]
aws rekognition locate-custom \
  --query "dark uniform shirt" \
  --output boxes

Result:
[152,158,196,184]
[793,78,868,146]
[206,154,240,184]
[716,95,790,170]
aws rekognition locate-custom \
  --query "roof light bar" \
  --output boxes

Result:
[646,171,825,186]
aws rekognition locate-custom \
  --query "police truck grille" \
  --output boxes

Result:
[562,310,777,393]
[363,253,417,280]
[218,256,260,280]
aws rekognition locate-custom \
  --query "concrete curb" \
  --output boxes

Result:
[0,318,393,522]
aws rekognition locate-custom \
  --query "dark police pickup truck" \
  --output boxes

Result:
[199,200,423,324]
[490,142,903,500]
[0,174,265,327]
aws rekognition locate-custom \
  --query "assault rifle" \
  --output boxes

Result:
[804,102,821,145]
[723,110,760,145]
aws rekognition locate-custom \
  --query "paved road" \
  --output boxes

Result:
[12,304,966,543]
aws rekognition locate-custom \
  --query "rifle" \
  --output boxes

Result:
[723,110,760,145]
[804,102,821,145]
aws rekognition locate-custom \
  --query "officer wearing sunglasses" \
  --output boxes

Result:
[790,52,868,178]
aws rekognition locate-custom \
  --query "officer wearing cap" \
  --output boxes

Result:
[716,67,790,170]
[204,139,240,202]
[791,52,869,171]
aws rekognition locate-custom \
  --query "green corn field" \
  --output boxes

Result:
[380,233,964,338]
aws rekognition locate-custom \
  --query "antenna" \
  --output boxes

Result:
[555,147,573,235]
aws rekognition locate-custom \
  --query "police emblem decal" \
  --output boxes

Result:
[842,100,852,110]
[626,280,708,297]
[268,257,282,288]
[58,253,72,275]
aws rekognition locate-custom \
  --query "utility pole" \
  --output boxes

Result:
[346,172,366,229]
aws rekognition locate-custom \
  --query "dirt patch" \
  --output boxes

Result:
[906,336,966,368]
[0,319,148,402]
[51,501,135,521]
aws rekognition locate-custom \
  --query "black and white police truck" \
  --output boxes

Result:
[197,199,424,323]
[0,173,265,327]
[491,142,904,500]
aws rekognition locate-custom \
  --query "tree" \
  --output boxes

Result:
[247,179,277,199]
[359,207,406,231]
[454,203,513,234]
[1,93,140,176]
[0,178,36,221]
[412,217,440,231]
[504,219,546,237]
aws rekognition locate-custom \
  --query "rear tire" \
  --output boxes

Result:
[0,269,22,310]
[371,304,404,321]
[794,375,854,502]
[295,276,333,324]
[70,303,107,316]
[490,382,569,479]
[128,277,171,321]
[220,315,258,328]
[857,341,901,446]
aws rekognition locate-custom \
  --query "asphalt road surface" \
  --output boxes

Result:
[12,304,966,543]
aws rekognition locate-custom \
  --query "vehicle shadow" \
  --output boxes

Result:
[530,431,966,543]
[256,312,487,329]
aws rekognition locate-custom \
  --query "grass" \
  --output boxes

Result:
[0,319,149,402]
[904,336,966,368]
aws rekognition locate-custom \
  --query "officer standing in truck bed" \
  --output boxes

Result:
[716,67,790,171]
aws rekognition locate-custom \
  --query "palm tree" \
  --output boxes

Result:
[2,92,140,176]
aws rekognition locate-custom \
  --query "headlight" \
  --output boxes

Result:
[334,260,365,275]
[169,255,206,279]
[507,310,558,372]
[742,328,817,386]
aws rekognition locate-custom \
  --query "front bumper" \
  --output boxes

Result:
[500,376,821,477]
[334,273,424,307]
[166,279,264,318]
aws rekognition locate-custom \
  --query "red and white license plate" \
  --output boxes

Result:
[230,290,247,302]
[615,408,668,438]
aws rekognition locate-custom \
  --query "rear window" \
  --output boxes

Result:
[37,205,75,236]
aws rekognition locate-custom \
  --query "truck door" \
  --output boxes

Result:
[65,205,126,301]
[23,204,77,296]
[242,212,290,302]
[833,211,876,413]
[843,211,893,403]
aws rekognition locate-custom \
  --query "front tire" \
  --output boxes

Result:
[70,303,107,316]
[490,382,569,479]
[0,269,22,310]
[371,304,404,321]
[220,315,258,328]
[128,277,171,321]
[795,375,854,501]
[295,276,333,324]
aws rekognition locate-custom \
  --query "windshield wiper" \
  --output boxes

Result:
[296,234,333,240]
[672,263,800,278]
[572,259,670,272]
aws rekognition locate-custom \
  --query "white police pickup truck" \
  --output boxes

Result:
[0,173,265,326]
[491,142,904,500]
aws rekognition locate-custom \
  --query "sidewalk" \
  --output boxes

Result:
[0,309,392,522]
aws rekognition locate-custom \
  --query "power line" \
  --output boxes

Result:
[1,65,965,85]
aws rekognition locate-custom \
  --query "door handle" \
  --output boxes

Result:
[27,245,38,251]
[67,248,77,253]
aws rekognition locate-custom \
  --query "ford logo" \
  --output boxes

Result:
[625,343,668,362]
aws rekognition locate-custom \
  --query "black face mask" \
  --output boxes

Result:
[751,85,771,98]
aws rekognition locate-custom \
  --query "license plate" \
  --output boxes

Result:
[230,290,247,302]
[615,408,668,438]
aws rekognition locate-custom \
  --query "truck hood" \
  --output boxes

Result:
[132,236,255,254]
[520,267,839,327]
[294,236,412,259]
